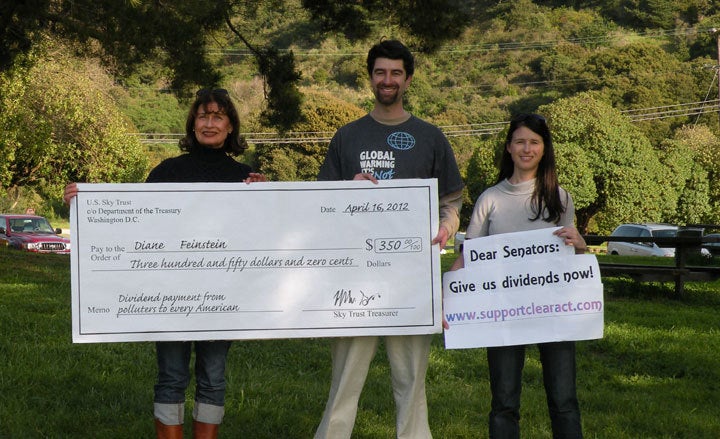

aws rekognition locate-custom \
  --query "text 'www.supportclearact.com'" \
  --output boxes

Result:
[445,300,603,324]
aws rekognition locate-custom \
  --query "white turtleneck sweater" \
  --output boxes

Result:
[465,178,575,239]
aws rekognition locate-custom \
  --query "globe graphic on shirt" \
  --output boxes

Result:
[387,131,416,151]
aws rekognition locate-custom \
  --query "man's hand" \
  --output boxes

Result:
[432,225,451,249]
[352,173,378,183]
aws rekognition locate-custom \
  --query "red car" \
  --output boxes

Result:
[0,214,71,254]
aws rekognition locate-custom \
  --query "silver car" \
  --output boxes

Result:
[607,223,677,257]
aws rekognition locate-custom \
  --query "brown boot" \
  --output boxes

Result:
[155,418,183,439]
[192,420,219,439]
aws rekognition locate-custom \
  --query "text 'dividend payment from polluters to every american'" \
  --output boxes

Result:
[69,180,441,343]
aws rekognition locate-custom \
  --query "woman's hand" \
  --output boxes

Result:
[63,183,79,205]
[553,226,588,254]
[244,173,267,183]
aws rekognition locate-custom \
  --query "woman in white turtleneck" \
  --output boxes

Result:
[449,113,587,439]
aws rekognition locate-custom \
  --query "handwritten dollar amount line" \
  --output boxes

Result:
[365,237,422,253]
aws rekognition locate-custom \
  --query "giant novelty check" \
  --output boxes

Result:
[70,180,441,343]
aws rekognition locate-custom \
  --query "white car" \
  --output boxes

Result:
[607,223,710,257]
[607,223,678,257]
[702,233,720,257]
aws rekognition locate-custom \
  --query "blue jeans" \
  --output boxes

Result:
[154,340,231,407]
[487,341,582,439]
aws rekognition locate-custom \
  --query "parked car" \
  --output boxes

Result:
[607,223,678,257]
[702,233,720,256]
[607,223,711,258]
[0,214,70,254]
[454,231,466,253]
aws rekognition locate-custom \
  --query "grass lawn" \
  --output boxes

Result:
[1,247,719,438]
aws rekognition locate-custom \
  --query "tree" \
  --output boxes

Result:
[2,0,474,131]
[540,93,669,234]
[300,0,473,51]
[461,137,500,228]
[656,133,708,225]
[539,39,703,146]
[0,45,147,213]
[669,125,720,224]
[595,0,719,29]
[553,141,597,212]
[254,90,366,181]
[1,1,303,131]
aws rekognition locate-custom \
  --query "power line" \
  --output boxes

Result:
[211,26,718,58]
[137,26,720,145]
[131,99,720,145]
[622,99,720,121]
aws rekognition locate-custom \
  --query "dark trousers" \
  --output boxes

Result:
[487,341,582,439]
[154,340,231,406]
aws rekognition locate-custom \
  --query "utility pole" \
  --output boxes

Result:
[713,28,720,128]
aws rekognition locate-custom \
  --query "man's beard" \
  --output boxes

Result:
[374,87,401,105]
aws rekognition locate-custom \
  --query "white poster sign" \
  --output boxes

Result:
[70,179,440,343]
[443,228,604,349]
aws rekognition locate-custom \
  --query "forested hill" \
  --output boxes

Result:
[3,0,720,232]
